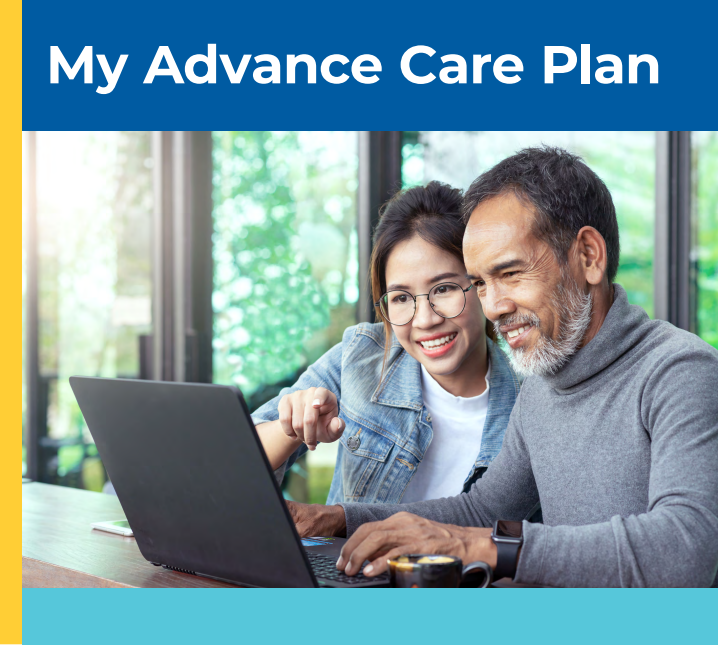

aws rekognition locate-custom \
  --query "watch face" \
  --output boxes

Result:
[495,520,523,539]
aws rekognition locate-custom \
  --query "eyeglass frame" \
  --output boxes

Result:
[374,282,474,326]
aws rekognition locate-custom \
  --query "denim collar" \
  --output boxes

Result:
[371,336,518,412]
[370,347,423,410]
[370,336,518,469]
[475,338,520,467]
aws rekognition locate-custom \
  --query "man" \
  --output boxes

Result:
[289,146,718,587]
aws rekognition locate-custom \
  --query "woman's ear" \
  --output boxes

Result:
[575,226,608,286]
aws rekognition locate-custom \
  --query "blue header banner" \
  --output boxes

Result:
[22,0,718,130]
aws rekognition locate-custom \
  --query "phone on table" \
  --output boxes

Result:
[91,519,134,537]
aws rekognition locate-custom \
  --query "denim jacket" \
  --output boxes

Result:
[251,322,520,505]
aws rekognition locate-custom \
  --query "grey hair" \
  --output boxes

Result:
[463,146,620,283]
[494,270,593,377]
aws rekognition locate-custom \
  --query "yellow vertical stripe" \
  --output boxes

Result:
[3,0,22,640]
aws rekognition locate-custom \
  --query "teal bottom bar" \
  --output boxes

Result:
[22,588,715,645]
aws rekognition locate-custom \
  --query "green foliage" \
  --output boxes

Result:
[25,132,152,490]
[308,466,335,505]
[401,132,656,317]
[212,132,331,395]
[579,144,655,318]
[695,132,718,348]
[212,132,359,501]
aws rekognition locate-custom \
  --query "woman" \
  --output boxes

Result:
[253,181,520,505]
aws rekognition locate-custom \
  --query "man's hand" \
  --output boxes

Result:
[286,501,347,538]
[336,512,496,577]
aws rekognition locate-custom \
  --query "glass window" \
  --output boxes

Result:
[25,132,154,490]
[212,131,359,502]
[402,132,656,317]
[692,132,718,348]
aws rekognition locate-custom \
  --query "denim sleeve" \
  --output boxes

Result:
[340,394,539,535]
[251,338,346,485]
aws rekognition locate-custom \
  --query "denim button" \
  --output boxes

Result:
[426,413,432,422]
[347,435,361,451]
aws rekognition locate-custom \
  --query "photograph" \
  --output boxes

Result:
[21,130,718,590]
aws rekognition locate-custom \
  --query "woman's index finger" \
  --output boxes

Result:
[312,386,331,407]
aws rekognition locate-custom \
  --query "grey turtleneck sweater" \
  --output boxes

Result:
[339,285,718,587]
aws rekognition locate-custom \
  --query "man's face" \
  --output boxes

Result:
[463,192,592,376]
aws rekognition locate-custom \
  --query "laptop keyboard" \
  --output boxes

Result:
[306,551,389,586]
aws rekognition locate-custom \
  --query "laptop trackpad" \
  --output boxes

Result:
[302,536,346,558]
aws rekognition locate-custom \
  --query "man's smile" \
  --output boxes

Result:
[501,324,535,349]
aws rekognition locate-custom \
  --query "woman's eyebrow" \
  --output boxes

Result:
[386,272,460,291]
[429,272,460,283]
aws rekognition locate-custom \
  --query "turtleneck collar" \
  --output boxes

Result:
[541,284,651,393]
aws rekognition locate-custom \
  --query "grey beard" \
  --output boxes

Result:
[494,277,593,378]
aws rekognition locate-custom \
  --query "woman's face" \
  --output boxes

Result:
[383,235,486,377]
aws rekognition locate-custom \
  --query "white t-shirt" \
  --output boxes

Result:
[401,361,490,504]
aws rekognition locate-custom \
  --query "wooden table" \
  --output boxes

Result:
[23,482,528,589]
[22,482,235,588]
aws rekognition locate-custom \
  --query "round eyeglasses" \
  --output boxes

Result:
[374,282,473,326]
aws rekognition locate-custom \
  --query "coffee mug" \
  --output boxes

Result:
[388,554,493,588]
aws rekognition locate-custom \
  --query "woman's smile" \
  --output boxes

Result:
[415,331,459,358]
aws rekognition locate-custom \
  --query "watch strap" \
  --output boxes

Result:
[492,539,521,580]
[491,520,523,580]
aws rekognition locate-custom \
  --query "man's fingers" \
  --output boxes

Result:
[295,521,312,538]
[286,501,311,537]
[285,500,299,522]
[338,514,426,574]
[343,529,403,576]
[364,547,408,577]
[287,501,328,538]
[339,521,381,566]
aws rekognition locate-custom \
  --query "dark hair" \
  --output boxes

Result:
[462,146,620,283]
[370,181,492,373]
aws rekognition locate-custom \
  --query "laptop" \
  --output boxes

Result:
[69,376,389,588]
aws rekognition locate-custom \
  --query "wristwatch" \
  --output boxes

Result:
[491,520,524,580]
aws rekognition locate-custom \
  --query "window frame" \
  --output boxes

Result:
[21,130,699,483]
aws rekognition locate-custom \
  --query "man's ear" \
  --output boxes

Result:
[575,226,608,286]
